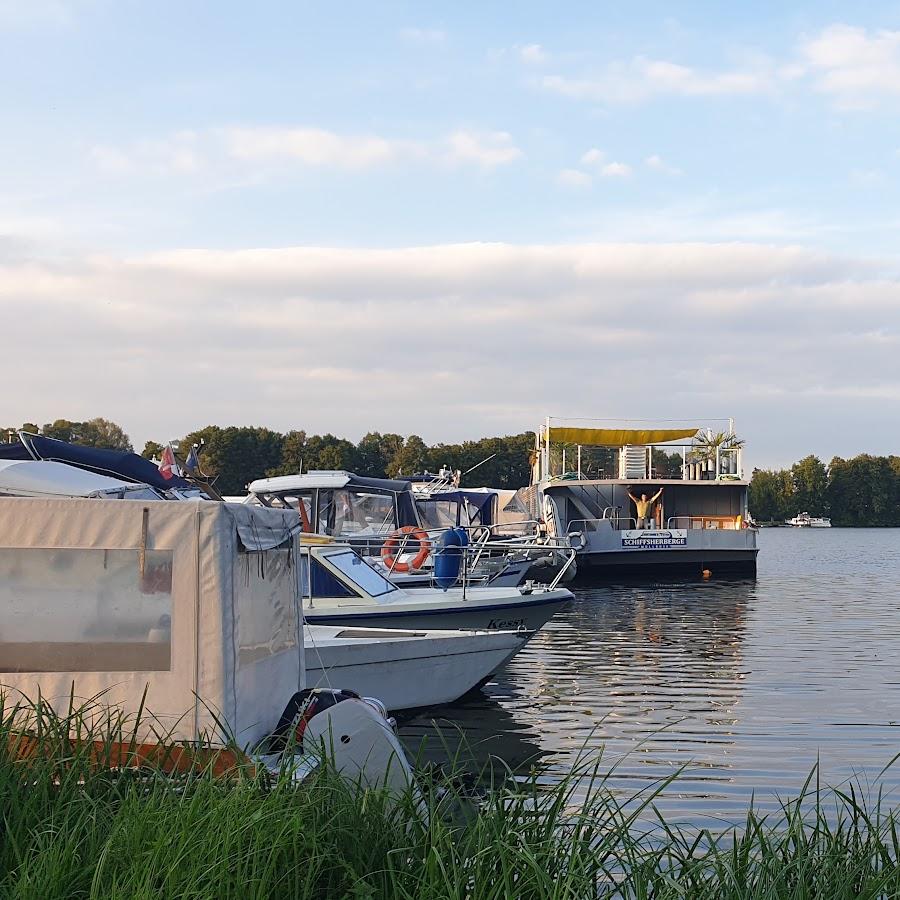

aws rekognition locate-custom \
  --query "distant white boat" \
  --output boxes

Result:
[304,624,531,711]
[785,512,832,528]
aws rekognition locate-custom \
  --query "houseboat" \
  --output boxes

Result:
[524,417,759,577]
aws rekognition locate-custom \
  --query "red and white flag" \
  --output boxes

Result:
[158,444,180,481]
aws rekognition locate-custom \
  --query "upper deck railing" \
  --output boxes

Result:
[533,417,745,484]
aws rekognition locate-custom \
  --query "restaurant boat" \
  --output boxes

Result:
[524,417,759,577]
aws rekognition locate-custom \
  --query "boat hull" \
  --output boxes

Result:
[303,590,570,632]
[573,548,758,578]
[304,626,532,711]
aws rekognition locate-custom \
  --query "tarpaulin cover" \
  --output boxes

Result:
[548,427,699,446]
[0,435,194,490]
[0,498,302,746]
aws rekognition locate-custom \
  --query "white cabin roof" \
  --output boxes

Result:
[248,470,351,493]
[0,460,147,498]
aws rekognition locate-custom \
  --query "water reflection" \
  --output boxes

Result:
[402,579,753,807]
[398,532,900,825]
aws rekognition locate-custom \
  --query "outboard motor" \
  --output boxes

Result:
[433,526,469,591]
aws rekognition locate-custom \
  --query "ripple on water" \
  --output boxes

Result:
[398,529,900,825]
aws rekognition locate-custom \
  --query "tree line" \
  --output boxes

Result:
[749,454,900,526]
[4,418,899,525]
[1,418,534,496]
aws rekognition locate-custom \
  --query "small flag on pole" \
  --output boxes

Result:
[185,445,200,474]
[158,444,180,481]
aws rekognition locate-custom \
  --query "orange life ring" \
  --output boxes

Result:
[381,526,431,573]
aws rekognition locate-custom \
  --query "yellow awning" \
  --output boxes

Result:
[548,427,698,446]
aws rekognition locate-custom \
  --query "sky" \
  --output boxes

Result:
[1,1,899,468]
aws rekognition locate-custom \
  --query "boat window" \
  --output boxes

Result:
[0,548,173,672]
[235,548,298,665]
[298,553,356,599]
[418,499,460,530]
[322,550,398,597]
[318,489,396,537]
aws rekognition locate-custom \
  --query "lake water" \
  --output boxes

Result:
[398,529,900,824]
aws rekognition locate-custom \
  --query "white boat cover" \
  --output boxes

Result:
[0,459,146,498]
[0,497,303,747]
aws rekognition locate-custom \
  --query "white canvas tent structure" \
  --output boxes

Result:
[0,497,304,748]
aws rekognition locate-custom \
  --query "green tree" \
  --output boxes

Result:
[273,430,308,475]
[651,449,684,478]
[749,467,793,522]
[78,417,132,451]
[827,454,900,527]
[355,432,405,478]
[791,455,828,515]
[178,426,284,495]
[141,441,165,461]
[304,434,359,472]
[40,417,132,450]
[389,435,429,477]
[41,419,82,442]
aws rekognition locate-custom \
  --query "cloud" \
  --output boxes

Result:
[88,127,523,175]
[557,168,592,188]
[542,57,773,104]
[223,127,403,169]
[88,132,202,176]
[399,27,446,43]
[0,238,895,464]
[798,24,900,108]
[519,43,547,64]
[645,154,682,175]
[579,151,631,177]
[600,162,631,177]
[443,130,522,168]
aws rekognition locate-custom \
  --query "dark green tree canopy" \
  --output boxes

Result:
[750,454,899,526]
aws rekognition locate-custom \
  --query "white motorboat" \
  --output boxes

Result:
[300,538,572,631]
[245,470,575,588]
[0,459,162,499]
[304,623,531,711]
[786,512,832,527]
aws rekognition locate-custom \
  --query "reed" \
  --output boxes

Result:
[0,694,898,899]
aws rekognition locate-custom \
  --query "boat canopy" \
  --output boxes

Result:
[249,471,419,530]
[0,460,158,499]
[416,490,495,528]
[0,498,303,746]
[547,426,699,446]
[0,434,195,491]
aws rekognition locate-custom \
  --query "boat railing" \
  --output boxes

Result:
[567,516,638,534]
[666,515,745,530]
[377,523,570,577]
[451,539,576,598]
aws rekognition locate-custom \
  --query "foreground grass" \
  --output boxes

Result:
[0,697,898,898]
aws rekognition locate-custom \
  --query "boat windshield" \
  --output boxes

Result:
[319,489,397,537]
[417,498,461,529]
[323,550,398,598]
